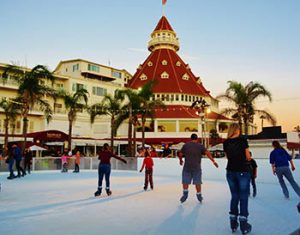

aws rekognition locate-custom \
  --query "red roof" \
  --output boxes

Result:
[153,16,174,32]
[128,48,210,96]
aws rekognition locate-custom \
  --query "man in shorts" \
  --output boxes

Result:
[178,133,219,203]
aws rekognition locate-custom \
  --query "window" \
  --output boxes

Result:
[72,83,84,92]
[176,61,181,67]
[170,94,174,101]
[54,103,63,113]
[179,121,198,132]
[88,64,100,73]
[182,73,190,80]
[140,73,147,81]
[72,64,79,72]
[55,83,64,89]
[147,61,153,67]
[161,71,169,79]
[157,120,176,132]
[162,60,168,65]
[176,94,179,101]
[181,94,184,101]
[112,71,121,79]
[92,87,107,96]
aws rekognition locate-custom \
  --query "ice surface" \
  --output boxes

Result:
[0,159,299,235]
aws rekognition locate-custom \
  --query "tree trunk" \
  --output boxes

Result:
[141,116,146,148]
[110,115,114,154]
[128,105,133,157]
[68,113,73,150]
[22,116,28,152]
[3,118,9,156]
[133,121,137,156]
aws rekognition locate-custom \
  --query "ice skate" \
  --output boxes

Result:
[239,217,252,234]
[196,193,203,203]
[94,188,102,197]
[180,190,188,203]
[230,215,239,233]
[106,188,112,196]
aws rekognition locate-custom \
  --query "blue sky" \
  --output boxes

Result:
[1,0,300,132]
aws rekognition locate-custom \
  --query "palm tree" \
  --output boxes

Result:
[116,81,164,156]
[90,91,125,152]
[0,98,21,155]
[217,81,276,135]
[2,64,56,150]
[59,88,89,149]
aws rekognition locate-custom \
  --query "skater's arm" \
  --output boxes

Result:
[178,151,183,165]
[271,164,276,175]
[112,154,127,164]
[139,160,145,172]
[245,148,252,161]
[289,159,296,171]
[205,150,218,168]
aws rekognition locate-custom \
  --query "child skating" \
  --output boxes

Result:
[139,149,154,190]
[61,149,70,173]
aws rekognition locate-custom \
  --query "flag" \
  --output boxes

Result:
[162,0,167,5]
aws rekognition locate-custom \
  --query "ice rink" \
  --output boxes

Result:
[0,158,299,235]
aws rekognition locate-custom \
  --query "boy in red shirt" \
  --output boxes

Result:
[140,149,154,190]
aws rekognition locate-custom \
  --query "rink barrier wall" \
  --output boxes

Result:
[0,157,137,172]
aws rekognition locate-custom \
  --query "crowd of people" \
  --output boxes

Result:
[1,123,299,234]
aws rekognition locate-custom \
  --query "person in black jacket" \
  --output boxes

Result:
[223,123,252,234]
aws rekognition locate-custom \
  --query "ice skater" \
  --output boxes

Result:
[61,149,70,173]
[139,149,154,190]
[178,133,218,203]
[94,143,127,197]
[24,148,33,174]
[73,150,81,173]
[223,123,252,234]
[12,144,25,177]
[247,152,257,197]
[269,140,300,199]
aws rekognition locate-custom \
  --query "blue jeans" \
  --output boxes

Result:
[226,171,251,218]
[7,159,15,176]
[98,164,111,189]
[275,166,300,198]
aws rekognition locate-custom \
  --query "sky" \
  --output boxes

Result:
[1,0,299,132]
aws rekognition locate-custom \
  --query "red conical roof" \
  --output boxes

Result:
[127,48,210,96]
[153,16,174,32]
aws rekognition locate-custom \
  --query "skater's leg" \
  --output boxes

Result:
[16,160,21,177]
[283,167,300,197]
[226,172,239,217]
[149,168,153,189]
[144,170,149,190]
[237,172,250,218]
[276,167,289,198]
[180,169,191,203]
[98,165,105,190]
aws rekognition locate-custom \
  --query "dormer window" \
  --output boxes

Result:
[147,61,153,67]
[161,71,169,79]
[162,60,168,65]
[140,73,148,81]
[182,73,190,81]
[176,61,181,67]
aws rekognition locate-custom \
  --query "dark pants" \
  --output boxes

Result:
[16,159,25,176]
[98,164,111,189]
[226,171,251,218]
[62,163,68,172]
[74,163,80,172]
[24,160,31,174]
[144,168,153,189]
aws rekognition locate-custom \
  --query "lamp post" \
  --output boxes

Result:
[191,98,210,148]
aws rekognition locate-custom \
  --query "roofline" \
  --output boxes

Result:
[53,58,130,74]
